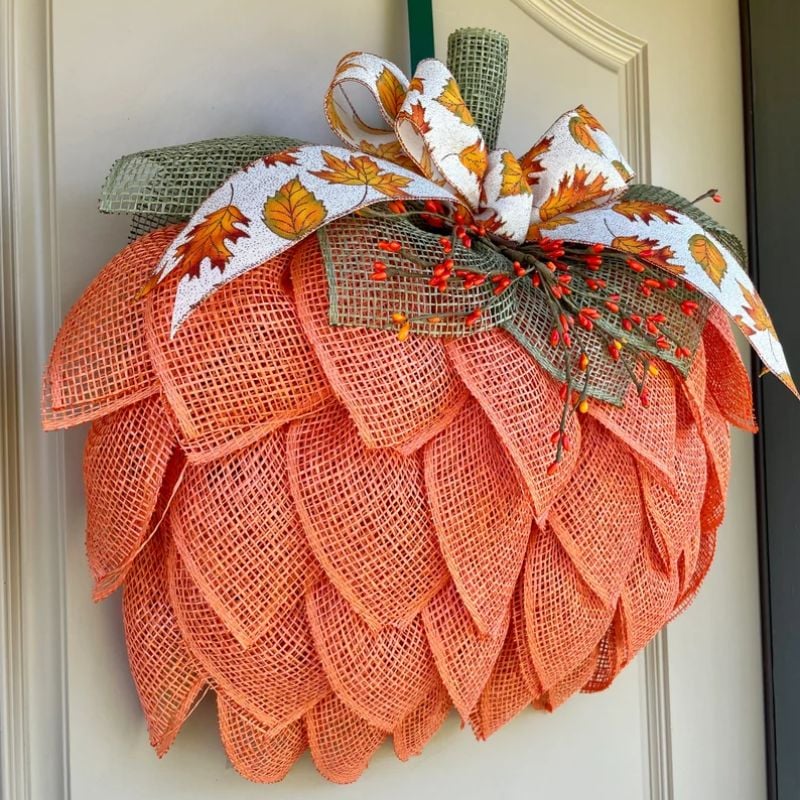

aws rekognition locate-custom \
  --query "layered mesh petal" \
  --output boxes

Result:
[424,397,533,633]
[422,581,509,720]
[145,250,330,463]
[287,402,447,630]
[84,394,177,600]
[168,543,328,730]
[447,329,580,518]
[170,427,320,647]
[550,417,644,607]
[306,580,439,731]
[393,680,451,761]
[522,523,615,692]
[306,694,387,784]
[123,527,206,757]
[218,694,306,783]
[589,368,677,490]
[291,235,467,453]
[536,646,599,712]
[42,227,175,430]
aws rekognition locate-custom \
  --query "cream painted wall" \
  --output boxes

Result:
[49,1,764,798]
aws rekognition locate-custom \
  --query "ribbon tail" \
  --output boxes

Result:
[531,202,798,399]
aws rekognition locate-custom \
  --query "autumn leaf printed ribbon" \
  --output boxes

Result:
[152,51,795,396]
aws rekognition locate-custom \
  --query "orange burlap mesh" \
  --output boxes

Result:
[217,693,306,783]
[422,581,509,719]
[393,679,452,761]
[306,580,439,731]
[698,394,733,537]
[291,235,468,454]
[589,368,677,491]
[703,305,757,432]
[619,531,680,662]
[536,645,599,712]
[306,693,387,784]
[168,543,329,730]
[639,408,707,571]
[122,526,206,757]
[169,426,320,647]
[84,394,177,600]
[470,622,532,740]
[522,523,615,692]
[447,329,581,519]
[423,397,534,634]
[42,227,176,430]
[582,612,624,693]
[550,418,644,607]
[144,250,330,463]
[287,401,447,631]
[510,578,542,700]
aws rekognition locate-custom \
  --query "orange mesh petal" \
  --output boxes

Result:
[287,402,447,631]
[122,527,206,757]
[306,694,387,784]
[393,680,451,761]
[510,578,542,700]
[306,580,439,731]
[703,305,757,432]
[291,235,467,453]
[470,623,532,740]
[424,397,533,633]
[447,329,581,518]
[674,526,718,617]
[168,543,328,730]
[589,368,677,490]
[218,694,306,783]
[523,523,615,692]
[620,533,680,662]
[698,395,732,536]
[550,418,644,607]
[639,408,707,571]
[536,645,599,712]
[422,581,509,720]
[170,427,320,647]
[144,250,330,463]
[582,611,624,693]
[42,227,175,430]
[84,394,177,600]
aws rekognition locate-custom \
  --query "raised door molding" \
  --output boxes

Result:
[0,0,70,798]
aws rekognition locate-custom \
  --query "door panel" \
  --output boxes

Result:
[48,1,763,798]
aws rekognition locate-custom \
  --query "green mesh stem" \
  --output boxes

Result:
[99,135,304,238]
[621,183,747,267]
[446,28,508,150]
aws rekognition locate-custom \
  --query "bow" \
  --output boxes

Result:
[152,51,795,398]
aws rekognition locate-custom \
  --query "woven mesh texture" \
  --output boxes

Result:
[217,694,306,783]
[321,215,513,338]
[170,427,320,647]
[448,329,581,518]
[537,645,599,712]
[582,612,623,693]
[510,577,542,700]
[589,367,677,491]
[100,135,303,219]
[168,543,328,731]
[522,523,615,692]
[84,394,176,600]
[549,418,644,607]
[145,250,330,463]
[306,693,386,784]
[422,581,509,720]
[703,304,757,432]
[424,397,533,634]
[469,623,531,740]
[619,533,680,662]
[42,226,177,429]
[393,680,451,761]
[446,28,508,150]
[122,527,206,757]
[306,580,439,731]
[287,402,447,631]
[697,395,732,538]
[294,234,469,453]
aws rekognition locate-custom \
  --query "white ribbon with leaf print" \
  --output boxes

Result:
[152,50,796,397]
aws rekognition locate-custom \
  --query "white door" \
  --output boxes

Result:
[6,0,764,797]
